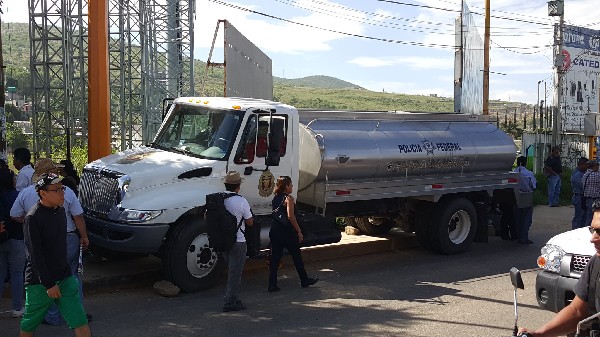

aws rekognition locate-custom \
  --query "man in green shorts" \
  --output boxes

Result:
[19,173,92,337]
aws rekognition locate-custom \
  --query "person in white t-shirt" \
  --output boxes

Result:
[13,148,34,191]
[221,171,253,312]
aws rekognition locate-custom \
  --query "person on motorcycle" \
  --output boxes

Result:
[519,200,600,336]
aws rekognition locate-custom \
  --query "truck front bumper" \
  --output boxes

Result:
[535,270,578,313]
[85,214,170,254]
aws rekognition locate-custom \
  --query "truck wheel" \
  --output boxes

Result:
[430,198,477,255]
[353,216,394,235]
[163,217,226,292]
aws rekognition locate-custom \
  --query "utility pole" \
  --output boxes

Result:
[545,81,548,128]
[0,6,6,162]
[549,0,564,147]
[482,0,490,115]
[88,0,111,162]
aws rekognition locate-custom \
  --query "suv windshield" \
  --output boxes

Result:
[153,104,243,160]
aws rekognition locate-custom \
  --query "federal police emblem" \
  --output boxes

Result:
[258,170,275,197]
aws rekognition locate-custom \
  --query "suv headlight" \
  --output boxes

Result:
[537,244,565,273]
[117,209,162,223]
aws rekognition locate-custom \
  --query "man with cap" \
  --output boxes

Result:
[10,158,90,325]
[19,173,92,337]
[583,160,600,227]
[544,146,563,207]
[221,171,253,312]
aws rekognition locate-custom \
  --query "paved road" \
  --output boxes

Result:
[0,206,578,337]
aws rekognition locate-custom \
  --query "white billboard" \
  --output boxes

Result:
[560,25,600,132]
[224,22,273,100]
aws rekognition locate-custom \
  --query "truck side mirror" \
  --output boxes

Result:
[162,98,175,120]
[266,118,285,166]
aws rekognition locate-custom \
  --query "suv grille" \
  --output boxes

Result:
[79,167,123,218]
[571,254,591,274]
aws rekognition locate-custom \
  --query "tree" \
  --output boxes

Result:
[6,122,31,150]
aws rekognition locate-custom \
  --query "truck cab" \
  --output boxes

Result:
[81,97,308,291]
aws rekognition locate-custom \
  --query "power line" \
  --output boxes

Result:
[209,0,457,48]
[273,0,456,35]
[209,0,554,51]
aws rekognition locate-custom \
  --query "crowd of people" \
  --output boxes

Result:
[0,148,90,336]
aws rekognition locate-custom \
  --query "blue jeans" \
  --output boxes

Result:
[224,242,247,307]
[572,195,586,229]
[45,233,83,325]
[0,239,26,311]
[547,175,561,206]
[515,207,533,242]
[585,198,599,228]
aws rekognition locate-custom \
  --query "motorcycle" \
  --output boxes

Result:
[509,268,600,337]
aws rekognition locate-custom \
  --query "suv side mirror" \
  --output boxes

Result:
[509,267,524,290]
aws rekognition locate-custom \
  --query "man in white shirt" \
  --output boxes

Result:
[13,148,34,191]
[221,171,253,312]
[10,158,90,325]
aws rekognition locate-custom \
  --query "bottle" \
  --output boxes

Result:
[78,245,83,275]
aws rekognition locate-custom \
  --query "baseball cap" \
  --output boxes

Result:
[35,173,63,191]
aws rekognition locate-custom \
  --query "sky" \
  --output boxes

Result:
[2,0,599,105]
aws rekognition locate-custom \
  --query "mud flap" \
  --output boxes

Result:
[473,202,489,243]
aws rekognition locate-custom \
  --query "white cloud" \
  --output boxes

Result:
[196,0,366,55]
[348,56,453,70]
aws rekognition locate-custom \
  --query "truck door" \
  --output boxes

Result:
[229,113,292,214]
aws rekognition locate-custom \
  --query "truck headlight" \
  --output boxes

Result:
[118,209,162,223]
[537,244,565,273]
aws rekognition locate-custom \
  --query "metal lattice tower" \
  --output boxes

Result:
[141,0,194,142]
[29,0,194,157]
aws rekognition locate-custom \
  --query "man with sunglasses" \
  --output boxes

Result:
[19,173,92,337]
[10,158,90,326]
[520,200,600,336]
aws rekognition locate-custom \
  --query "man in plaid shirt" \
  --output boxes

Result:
[583,160,600,226]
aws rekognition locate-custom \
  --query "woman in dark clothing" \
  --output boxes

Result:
[268,176,318,292]
[0,165,25,317]
[59,159,80,195]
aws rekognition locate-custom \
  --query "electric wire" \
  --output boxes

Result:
[209,0,553,51]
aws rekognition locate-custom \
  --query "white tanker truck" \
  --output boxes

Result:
[80,97,527,292]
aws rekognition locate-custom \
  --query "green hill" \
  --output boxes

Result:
[273,75,363,89]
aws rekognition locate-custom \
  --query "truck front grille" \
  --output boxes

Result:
[79,167,123,218]
[571,254,591,274]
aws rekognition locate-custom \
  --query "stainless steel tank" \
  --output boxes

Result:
[297,111,517,191]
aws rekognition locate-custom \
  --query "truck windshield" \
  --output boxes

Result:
[153,104,243,160]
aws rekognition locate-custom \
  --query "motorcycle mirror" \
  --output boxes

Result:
[509,267,524,290]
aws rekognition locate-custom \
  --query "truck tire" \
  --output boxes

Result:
[430,198,477,255]
[163,216,226,292]
[352,216,394,235]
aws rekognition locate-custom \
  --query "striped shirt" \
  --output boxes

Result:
[582,170,600,198]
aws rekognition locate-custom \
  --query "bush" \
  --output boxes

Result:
[533,169,573,206]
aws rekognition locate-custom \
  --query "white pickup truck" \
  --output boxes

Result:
[536,227,594,312]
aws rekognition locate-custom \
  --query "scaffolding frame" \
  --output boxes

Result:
[29,0,194,158]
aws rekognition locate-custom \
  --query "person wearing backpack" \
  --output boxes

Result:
[221,171,254,312]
